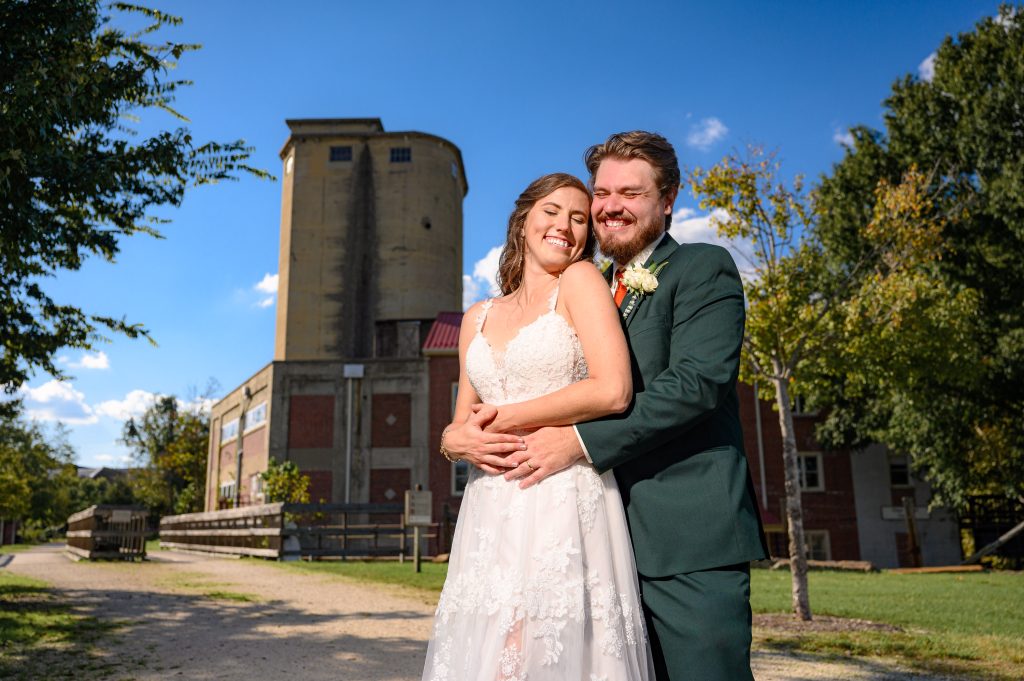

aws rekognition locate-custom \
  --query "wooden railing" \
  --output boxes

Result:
[159,502,439,560]
[66,505,148,561]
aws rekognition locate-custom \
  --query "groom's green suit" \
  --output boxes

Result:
[576,233,768,680]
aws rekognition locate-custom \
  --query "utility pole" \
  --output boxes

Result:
[233,386,252,508]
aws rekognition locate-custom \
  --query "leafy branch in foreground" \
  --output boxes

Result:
[0,0,273,395]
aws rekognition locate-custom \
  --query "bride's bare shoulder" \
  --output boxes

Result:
[561,260,607,291]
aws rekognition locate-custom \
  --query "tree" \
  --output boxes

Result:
[689,149,965,619]
[121,393,210,517]
[0,403,80,540]
[0,0,271,399]
[814,6,1024,508]
[260,458,310,504]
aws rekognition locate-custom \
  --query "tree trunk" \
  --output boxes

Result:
[772,367,812,620]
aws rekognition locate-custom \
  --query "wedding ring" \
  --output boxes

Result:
[526,461,536,471]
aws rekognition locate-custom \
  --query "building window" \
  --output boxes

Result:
[244,402,268,433]
[805,530,831,561]
[390,147,412,163]
[250,474,264,502]
[799,452,824,492]
[220,418,239,444]
[219,480,236,502]
[329,145,352,162]
[791,394,807,414]
[452,460,469,496]
[451,161,458,178]
[890,455,911,488]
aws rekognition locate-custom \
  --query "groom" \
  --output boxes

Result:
[449,131,768,679]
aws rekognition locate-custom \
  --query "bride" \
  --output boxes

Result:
[421,173,654,681]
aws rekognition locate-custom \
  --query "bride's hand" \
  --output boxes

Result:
[443,405,525,475]
[479,403,514,434]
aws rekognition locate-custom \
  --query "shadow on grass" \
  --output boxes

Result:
[3,550,431,680]
[0,578,123,680]
[756,630,1019,681]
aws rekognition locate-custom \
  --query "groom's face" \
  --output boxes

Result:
[592,158,676,265]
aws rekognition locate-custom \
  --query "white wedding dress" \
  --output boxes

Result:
[422,286,654,681]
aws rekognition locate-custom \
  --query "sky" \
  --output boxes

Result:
[16,0,1001,468]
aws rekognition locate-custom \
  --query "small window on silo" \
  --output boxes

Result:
[329,146,352,162]
[390,147,412,163]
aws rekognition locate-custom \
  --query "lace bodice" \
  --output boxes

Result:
[466,287,588,406]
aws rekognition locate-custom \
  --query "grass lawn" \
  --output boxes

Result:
[0,571,121,678]
[751,569,1024,680]
[270,558,448,598]
[273,559,1022,679]
[0,543,36,555]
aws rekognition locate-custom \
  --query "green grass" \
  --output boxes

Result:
[751,569,1024,679]
[0,543,37,554]
[155,570,263,604]
[270,558,449,596]
[0,571,121,679]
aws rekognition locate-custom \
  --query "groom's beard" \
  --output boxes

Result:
[596,211,664,265]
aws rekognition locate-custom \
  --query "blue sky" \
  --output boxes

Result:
[18,0,999,467]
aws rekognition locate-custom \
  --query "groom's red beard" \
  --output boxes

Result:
[595,211,665,265]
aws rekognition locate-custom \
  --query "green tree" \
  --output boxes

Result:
[0,404,79,539]
[260,458,310,504]
[121,394,210,517]
[0,0,271,401]
[815,6,1024,508]
[690,150,964,619]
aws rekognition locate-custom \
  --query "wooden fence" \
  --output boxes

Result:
[159,502,440,560]
[66,505,148,561]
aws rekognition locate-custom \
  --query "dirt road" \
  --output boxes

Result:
[3,546,952,680]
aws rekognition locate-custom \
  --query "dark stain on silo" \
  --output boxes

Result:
[332,142,376,358]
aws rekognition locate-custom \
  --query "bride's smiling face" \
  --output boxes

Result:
[522,187,591,273]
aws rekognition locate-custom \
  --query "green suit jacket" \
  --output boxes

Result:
[577,234,769,578]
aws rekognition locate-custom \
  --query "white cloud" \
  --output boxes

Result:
[94,453,132,466]
[918,52,936,82]
[94,389,159,421]
[253,272,278,308]
[69,351,110,370]
[686,117,729,150]
[255,273,278,293]
[833,127,855,147]
[995,7,1018,28]
[669,207,758,281]
[18,380,98,425]
[463,245,503,309]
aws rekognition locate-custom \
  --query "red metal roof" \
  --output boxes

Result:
[422,311,463,354]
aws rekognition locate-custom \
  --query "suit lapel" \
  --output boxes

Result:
[621,233,680,328]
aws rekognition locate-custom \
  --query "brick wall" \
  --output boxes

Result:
[304,469,333,503]
[737,382,861,561]
[427,356,461,552]
[288,395,334,448]
[371,393,411,447]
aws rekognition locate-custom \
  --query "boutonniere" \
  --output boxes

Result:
[622,261,668,298]
[620,260,669,320]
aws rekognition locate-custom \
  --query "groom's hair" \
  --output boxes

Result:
[585,131,680,228]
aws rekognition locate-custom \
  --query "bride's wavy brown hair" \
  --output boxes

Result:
[495,173,595,296]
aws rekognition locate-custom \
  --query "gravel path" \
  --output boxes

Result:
[3,545,953,680]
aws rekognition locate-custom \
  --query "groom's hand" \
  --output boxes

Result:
[504,426,584,488]
[446,405,525,475]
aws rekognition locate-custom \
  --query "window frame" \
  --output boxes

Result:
[798,451,825,492]
[390,147,412,163]
[804,530,832,561]
[329,145,353,162]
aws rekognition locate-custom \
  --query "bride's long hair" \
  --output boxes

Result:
[495,173,595,296]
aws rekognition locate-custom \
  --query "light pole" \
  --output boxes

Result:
[233,386,252,508]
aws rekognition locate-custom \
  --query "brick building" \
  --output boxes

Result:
[204,118,467,512]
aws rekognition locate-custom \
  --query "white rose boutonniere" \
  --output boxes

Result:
[622,262,664,297]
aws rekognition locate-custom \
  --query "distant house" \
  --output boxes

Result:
[738,384,962,568]
[76,466,131,481]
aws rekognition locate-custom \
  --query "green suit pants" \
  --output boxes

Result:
[640,563,754,681]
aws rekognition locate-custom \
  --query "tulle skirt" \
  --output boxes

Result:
[421,461,654,681]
